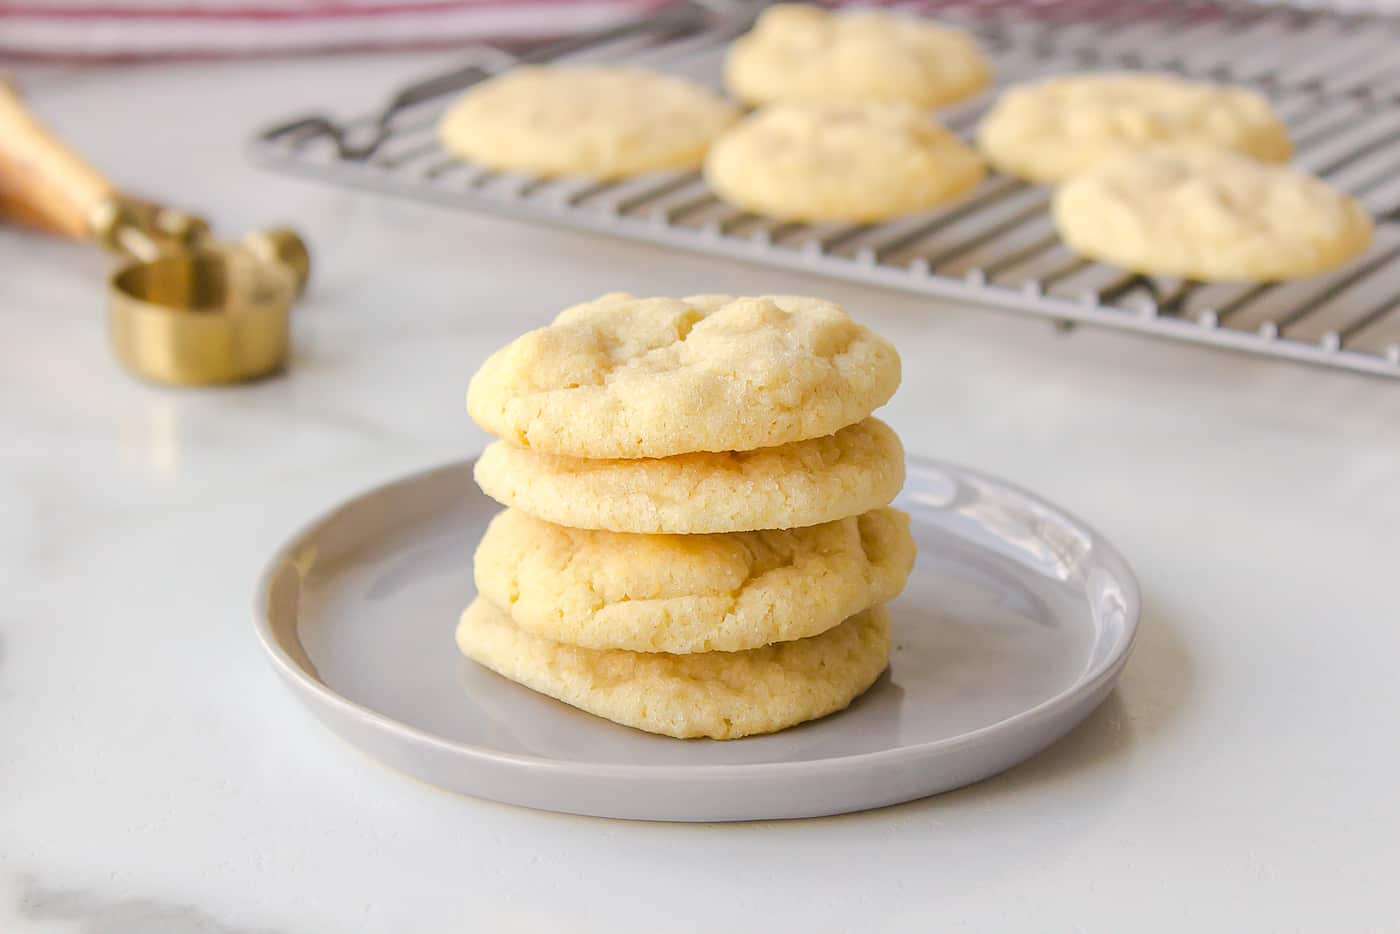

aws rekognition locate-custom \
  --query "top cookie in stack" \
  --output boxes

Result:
[468,293,900,460]
[460,293,913,740]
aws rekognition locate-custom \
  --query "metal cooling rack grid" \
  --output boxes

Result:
[250,0,1400,379]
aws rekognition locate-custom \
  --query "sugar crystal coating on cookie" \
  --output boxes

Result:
[978,72,1293,184]
[725,4,990,108]
[474,418,904,533]
[437,65,737,179]
[1053,146,1372,282]
[467,293,901,458]
[457,598,891,739]
[475,506,914,653]
[705,102,985,223]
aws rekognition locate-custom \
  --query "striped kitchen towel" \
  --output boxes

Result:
[0,0,664,60]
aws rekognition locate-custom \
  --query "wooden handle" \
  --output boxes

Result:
[0,80,114,238]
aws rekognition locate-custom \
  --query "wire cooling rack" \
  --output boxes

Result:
[250,0,1400,379]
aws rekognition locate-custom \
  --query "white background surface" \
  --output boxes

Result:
[3,53,1398,933]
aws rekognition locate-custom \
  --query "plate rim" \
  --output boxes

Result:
[253,455,1141,779]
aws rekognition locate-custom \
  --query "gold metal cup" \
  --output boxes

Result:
[109,248,300,386]
[1,80,311,387]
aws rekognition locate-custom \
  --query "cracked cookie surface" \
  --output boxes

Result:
[705,102,984,223]
[467,293,900,458]
[456,598,891,739]
[978,72,1292,184]
[1053,146,1372,282]
[474,418,903,533]
[725,4,989,109]
[474,506,914,653]
[437,65,737,180]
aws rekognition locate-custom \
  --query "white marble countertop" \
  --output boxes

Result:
[3,53,1399,934]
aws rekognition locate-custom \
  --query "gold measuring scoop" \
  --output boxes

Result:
[0,80,310,386]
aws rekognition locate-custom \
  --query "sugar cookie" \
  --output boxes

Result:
[725,4,990,108]
[467,293,900,458]
[978,72,1292,184]
[475,417,902,534]
[438,65,737,179]
[705,102,984,223]
[1053,147,1372,282]
[475,506,914,653]
[457,598,890,739]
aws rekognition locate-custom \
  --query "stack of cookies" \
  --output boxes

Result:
[459,293,914,740]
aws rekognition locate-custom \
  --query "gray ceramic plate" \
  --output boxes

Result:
[255,458,1139,821]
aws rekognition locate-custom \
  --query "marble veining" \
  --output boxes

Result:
[20,877,288,934]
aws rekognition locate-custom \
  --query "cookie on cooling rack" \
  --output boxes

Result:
[1053,146,1373,282]
[466,293,900,459]
[437,65,737,180]
[473,506,914,654]
[704,102,985,223]
[725,3,990,109]
[456,598,891,740]
[977,72,1293,184]
[473,418,904,534]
